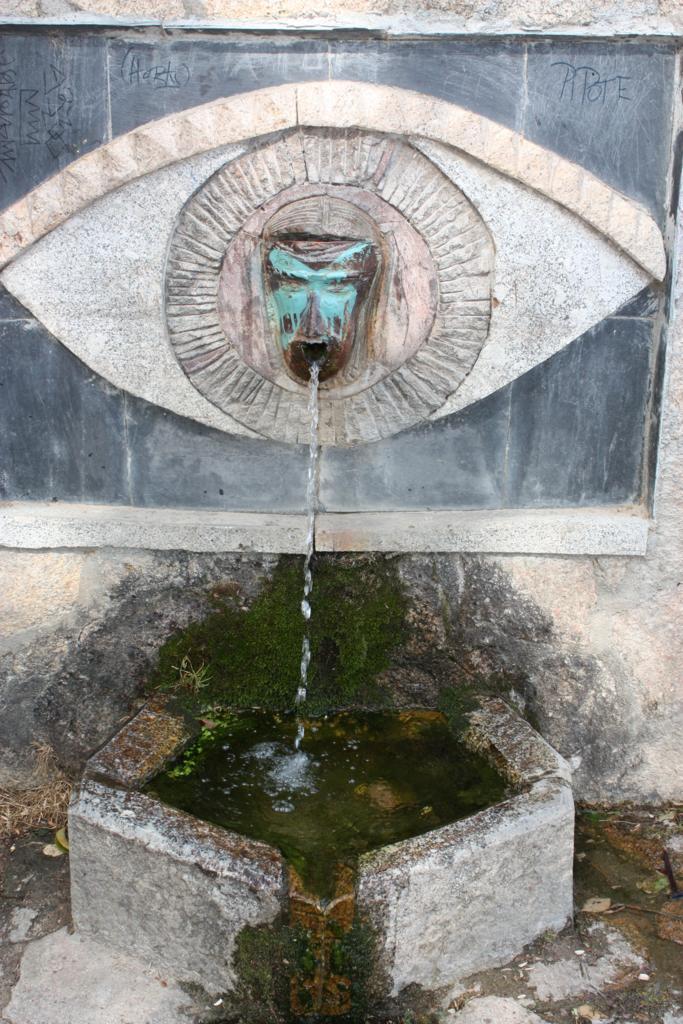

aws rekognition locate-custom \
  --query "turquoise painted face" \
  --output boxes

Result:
[264,237,379,383]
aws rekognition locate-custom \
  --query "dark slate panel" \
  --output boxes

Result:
[524,41,675,222]
[0,322,129,503]
[615,285,661,320]
[108,36,525,137]
[319,386,510,512]
[0,281,33,321]
[506,318,652,508]
[0,33,109,211]
[124,400,309,513]
[108,37,328,136]
[0,293,654,513]
[329,39,525,131]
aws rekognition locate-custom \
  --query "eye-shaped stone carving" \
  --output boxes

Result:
[0,113,653,448]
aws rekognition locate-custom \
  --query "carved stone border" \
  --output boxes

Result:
[166,128,492,445]
[0,81,665,282]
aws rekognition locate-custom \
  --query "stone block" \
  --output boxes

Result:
[0,34,109,212]
[356,698,574,995]
[0,323,130,505]
[328,38,525,132]
[319,383,509,511]
[124,396,309,512]
[69,782,287,994]
[107,38,327,136]
[506,317,652,508]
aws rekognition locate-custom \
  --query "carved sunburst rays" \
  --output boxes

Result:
[165,128,493,446]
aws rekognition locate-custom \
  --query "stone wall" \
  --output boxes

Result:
[1,9,681,805]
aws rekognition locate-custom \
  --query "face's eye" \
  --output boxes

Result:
[0,108,661,447]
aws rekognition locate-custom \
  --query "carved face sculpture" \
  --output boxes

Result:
[260,195,382,385]
[264,236,379,383]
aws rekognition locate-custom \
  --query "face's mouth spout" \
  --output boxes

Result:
[289,337,343,383]
[301,341,328,365]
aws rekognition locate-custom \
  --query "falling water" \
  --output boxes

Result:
[295,361,320,750]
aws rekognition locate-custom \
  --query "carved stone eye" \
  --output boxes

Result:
[0,92,658,448]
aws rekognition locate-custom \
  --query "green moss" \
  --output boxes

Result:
[437,682,481,737]
[148,555,407,716]
[228,916,375,1024]
[438,671,518,737]
[333,917,376,1023]
[230,922,291,1024]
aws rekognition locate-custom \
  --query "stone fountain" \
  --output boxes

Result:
[65,131,575,1016]
[0,23,678,1022]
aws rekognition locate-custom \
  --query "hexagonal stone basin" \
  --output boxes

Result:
[144,709,506,900]
[69,696,574,1009]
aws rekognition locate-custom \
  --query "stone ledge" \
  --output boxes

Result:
[0,13,681,38]
[0,502,309,553]
[316,508,650,555]
[0,502,650,555]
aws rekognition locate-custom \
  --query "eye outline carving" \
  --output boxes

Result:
[0,81,665,280]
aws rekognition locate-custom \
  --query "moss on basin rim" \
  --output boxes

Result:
[148,555,408,715]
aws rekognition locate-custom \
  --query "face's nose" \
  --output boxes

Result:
[298,290,330,341]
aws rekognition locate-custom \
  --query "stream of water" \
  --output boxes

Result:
[295,362,321,750]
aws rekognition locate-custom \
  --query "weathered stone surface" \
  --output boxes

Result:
[505,318,652,507]
[0,322,131,504]
[3,927,193,1024]
[0,551,85,635]
[526,925,643,1001]
[450,996,552,1023]
[357,700,574,996]
[69,779,287,993]
[0,550,277,784]
[107,36,329,136]
[329,38,524,130]
[3,0,683,37]
[85,698,192,788]
[315,510,649,555]
[0,503,309,550]
[0,33,109,212]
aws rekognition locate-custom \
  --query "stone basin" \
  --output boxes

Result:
[68,695,574,1006]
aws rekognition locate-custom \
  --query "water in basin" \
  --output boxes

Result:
[146,708,506,899]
